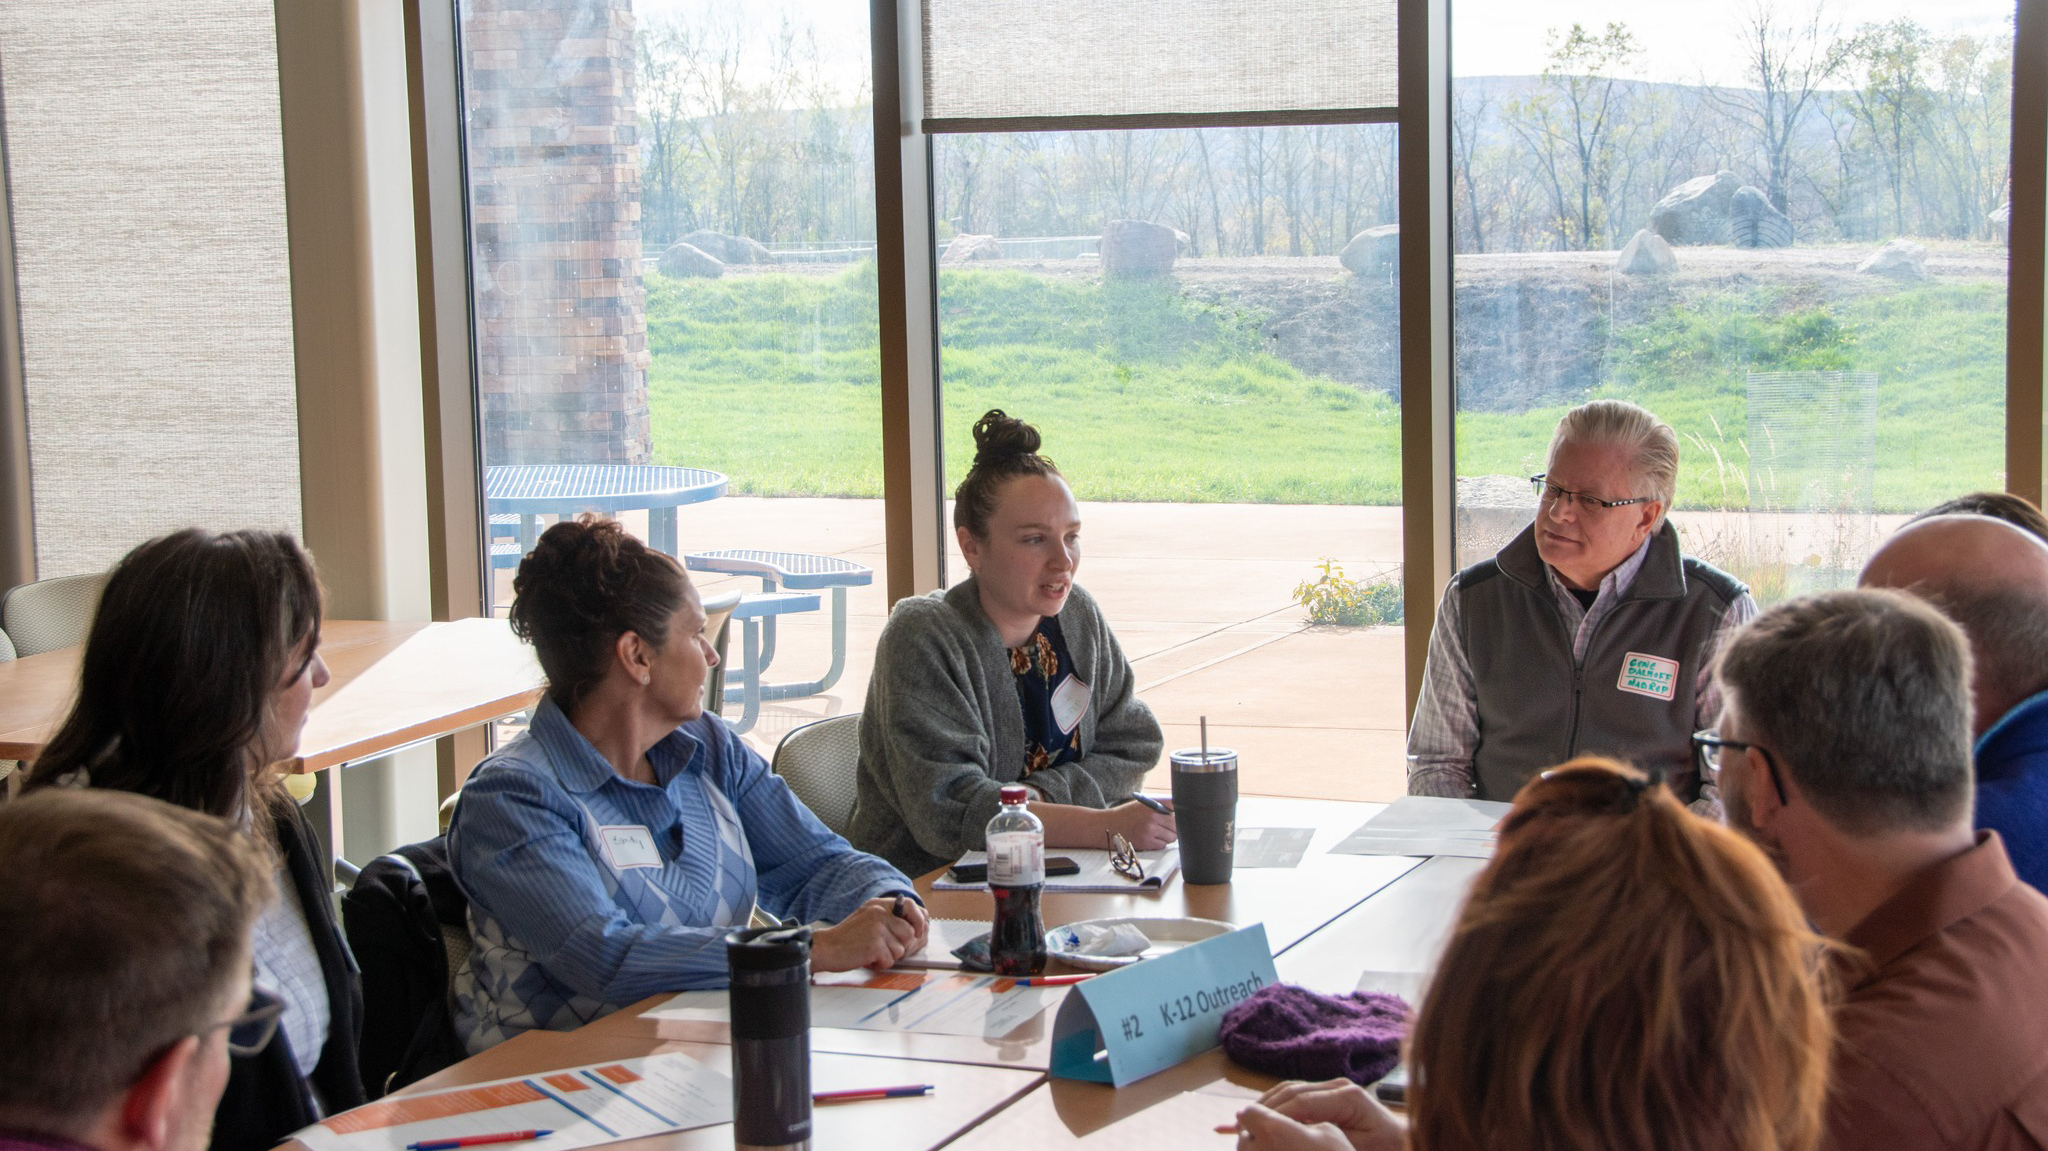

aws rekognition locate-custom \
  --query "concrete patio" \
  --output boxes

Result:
[496,497,1415,802]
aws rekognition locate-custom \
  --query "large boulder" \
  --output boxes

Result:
[1728,186,1794,248]
[1340,225,1400,276]
[1857,238,1928,281]
[1616,229,1678,275]
[1099,219,1180,278]
[658,241,724,278]
[1456,475,1536,571]
[1649,171,1740,246]
[940,233,1003,263]
[679,229,774,265]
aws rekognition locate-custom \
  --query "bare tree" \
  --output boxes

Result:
[1706,0,1847,217]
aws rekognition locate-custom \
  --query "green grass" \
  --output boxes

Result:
[1457,283,2007,512]
[648,265,2005,511]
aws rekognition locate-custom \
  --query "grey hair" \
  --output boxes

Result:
[1715,589,1974,837]
[1549,400,1680,514]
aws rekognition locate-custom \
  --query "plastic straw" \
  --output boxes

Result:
[1201,715,1209,764]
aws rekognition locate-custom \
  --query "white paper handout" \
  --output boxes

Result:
[293,1052,732,1151]
[933,846,1179,892]
[1329,796,1512,859]
[644,971,1056,1039]
[895,917,987,970]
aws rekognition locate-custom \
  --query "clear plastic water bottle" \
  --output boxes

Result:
[986,784,1047,976]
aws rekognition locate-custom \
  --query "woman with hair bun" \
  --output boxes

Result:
[448,516,924,1051]
[850,409,1171,876]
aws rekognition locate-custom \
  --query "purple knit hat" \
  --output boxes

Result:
[1218,983,1410,1085]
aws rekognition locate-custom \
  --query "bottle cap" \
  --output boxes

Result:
[999,784,1029,804]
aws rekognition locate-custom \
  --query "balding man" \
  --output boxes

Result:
[1861,512,2048,891]
[1409,400,1755,802]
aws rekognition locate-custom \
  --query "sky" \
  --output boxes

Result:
[630,0,2020,96]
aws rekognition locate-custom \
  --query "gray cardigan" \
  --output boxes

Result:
[849,577,1164,876]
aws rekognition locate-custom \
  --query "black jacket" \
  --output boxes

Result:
[341,836,469,1097]
[211,801,366,1151]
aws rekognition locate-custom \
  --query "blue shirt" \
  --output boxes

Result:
[1975,688,2048,894]
[449,697,914,1050]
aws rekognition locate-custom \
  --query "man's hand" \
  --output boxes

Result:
[809,897,928,972]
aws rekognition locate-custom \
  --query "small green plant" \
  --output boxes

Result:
[1294,558,1404,626]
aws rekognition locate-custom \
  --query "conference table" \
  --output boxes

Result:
[336,795,1482,1150]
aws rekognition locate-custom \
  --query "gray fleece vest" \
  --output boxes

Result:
[1460,522,1745,801]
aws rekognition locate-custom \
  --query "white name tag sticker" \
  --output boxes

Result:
[1617,652,1680,700]
[598,825,663,870]
[1052,675,1092,735]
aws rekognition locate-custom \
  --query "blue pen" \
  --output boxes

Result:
[1127,794,1172,814]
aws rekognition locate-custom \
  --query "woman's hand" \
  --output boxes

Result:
[1231,1105,1357,1151]
[809,897,929,973]
[1233,1080,1407,1151]
[1097,800,1178,850]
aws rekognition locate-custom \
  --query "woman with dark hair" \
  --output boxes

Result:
[448,516,924,1051]
[23,528,363,1151]
[849,409,1171,876]
[1231,757,1835,1151]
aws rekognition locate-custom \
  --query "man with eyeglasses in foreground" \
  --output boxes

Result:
[1709,590,2048,1147]
[0,790,276,1151]
[1408,399,1753,805]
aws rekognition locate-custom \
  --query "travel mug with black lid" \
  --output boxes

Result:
[727,925,812,1151]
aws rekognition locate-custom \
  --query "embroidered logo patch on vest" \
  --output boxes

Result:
[1617,652,1679,700]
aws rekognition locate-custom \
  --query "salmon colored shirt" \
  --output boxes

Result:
[1826,831,2048,1150]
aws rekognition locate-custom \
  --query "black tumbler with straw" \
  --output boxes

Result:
[1170,715,1238,884]
[727,925,813,1151]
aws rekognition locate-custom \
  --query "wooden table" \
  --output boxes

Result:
[0,617,543,771]
[950,852,1488,1147]
[585,797,1422,1071]
[320,797,1476,1151]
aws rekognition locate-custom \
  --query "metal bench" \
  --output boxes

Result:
[684,550,873,731]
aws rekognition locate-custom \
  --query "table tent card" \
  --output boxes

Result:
[1049,923,1278,1087]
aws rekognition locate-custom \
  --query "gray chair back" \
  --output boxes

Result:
[700,586,741,715]
[0,623,14,663]
[2,572,110,657]
[770,712,862,836]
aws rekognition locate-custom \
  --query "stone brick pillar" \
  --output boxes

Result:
[466,0,650,465]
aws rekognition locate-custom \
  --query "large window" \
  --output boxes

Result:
[930,126,1407,801]
[454,0,884,752]
[1450,0,2018,600]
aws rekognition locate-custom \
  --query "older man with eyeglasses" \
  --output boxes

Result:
[0,790,274,1151]
[1407,399,1755,805]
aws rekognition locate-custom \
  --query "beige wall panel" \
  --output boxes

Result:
[0,0,301,577]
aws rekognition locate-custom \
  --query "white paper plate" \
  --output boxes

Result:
[1045,915,1236,971]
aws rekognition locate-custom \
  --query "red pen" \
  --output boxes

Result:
[406,1132,551,1151]
[1016,973,1095,987]
[813,1084,934,1103]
